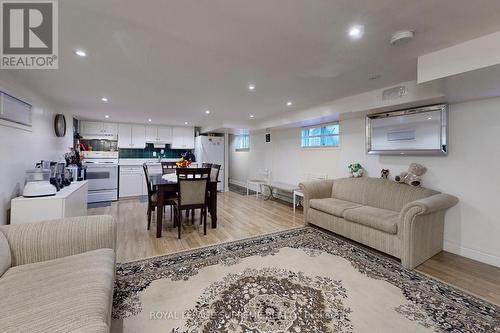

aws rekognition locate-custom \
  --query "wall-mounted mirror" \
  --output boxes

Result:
[366,104,448,156]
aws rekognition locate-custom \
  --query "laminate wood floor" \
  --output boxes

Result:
[88,190,500,307]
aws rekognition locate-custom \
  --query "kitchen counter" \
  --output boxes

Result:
[119,158,179,166]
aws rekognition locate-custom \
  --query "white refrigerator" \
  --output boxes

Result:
[195,136,225,191]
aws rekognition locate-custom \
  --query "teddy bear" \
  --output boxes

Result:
[348,163,364,178]
[395,163,427,187]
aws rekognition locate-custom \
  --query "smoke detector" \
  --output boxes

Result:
[390,30,414,45]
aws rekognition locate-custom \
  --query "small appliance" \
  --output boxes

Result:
[22,169,57,198]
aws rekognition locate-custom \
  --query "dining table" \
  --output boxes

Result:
[149,173,219,238]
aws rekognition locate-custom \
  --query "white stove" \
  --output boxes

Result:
[82,151,119,203]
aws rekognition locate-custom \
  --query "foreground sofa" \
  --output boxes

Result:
[0,215,117,333]
[300,177,458,269]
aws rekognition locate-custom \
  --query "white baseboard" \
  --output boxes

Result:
[229,179,247,188]
[444,240,500,268]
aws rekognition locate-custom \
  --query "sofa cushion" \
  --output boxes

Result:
[0,248,115,333]
[310,198,362,217]
[0,231,11,277]
[343,206,399,234]
[332,177,438,212]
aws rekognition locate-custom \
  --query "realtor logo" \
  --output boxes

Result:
[1,0,58,69]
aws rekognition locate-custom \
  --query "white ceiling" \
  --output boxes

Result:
[4,0,500,128]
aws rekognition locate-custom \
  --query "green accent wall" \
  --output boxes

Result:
[119,144,192,159]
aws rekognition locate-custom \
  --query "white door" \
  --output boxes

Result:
[145,126,158,142]
[171,127,184,148]
[118,124,132,148]
[80,121,103,135]
[157,126,173,142]
[131,125,146,148]
[183,127,195,149]
[102,123,118,135]
[119,169,143,197]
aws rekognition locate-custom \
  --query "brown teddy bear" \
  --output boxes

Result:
[395,163,427,187]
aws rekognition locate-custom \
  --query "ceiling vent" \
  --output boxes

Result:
[390,30,414,45]
[382,86,408,101]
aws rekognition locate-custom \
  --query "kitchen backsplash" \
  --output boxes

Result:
[119,144,193,159]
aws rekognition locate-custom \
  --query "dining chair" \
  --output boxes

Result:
[174,168,211,239]
[143,164,176,230]
[202,162,213,168]
[210,164,221,183]
[161,162,177,175]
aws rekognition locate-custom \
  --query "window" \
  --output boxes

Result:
[301,123,340,148]
[235,134,250,151]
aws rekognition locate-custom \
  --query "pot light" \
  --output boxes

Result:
[205,110,211,114]
[348,25,364,39]
[184,121,189,125]
[148,118,152,122]
[250,115,255,118]
[427,117,432,120]
[286,101,293,107]
[248,84,256,91]
[74,49,87,57]
[105,115,110,119]
[101,97,108,102]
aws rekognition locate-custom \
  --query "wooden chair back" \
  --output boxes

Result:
[210,164,221,182]
[143,164,155,199]
[176,168,211,208]
[161,162,177,174]
[202,162,213,168]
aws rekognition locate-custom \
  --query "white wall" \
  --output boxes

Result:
[229,97,500,267]
[0,77,73,225]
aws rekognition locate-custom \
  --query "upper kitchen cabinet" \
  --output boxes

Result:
[80,121,118,136]
[118,124,146,149]
[171,127,194,149]
[145,125,172,143]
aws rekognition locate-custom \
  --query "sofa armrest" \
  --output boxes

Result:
[399,194,458,269]
[0,215,116,267]
[299,179,334,222]
[401,193,459,217]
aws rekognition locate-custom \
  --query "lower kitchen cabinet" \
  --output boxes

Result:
[119,166,147,197]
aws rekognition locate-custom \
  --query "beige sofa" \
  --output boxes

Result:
[0,215,117,333]
[300,177,458,269]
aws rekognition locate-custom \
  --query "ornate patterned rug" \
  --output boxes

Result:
[111,227,499,333]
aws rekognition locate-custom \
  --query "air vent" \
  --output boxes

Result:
[382,86,408,101]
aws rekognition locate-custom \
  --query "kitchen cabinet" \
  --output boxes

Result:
[80,121,118,136]
[119,166,146,197]
[171,127,194,149]
[118,124,146,149]
[145,126,172,143]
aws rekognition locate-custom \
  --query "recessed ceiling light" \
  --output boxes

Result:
[101,97,108,102]
[427,117,432,120]
[105,115,110,119]
[74,49,87,57]
[286,101,293,106]
[205,110,211,114]
[250,115,255,118]
[248,84,256,91]
[148,118,152,122]
[184,121,189,125]
[348,25,364,39]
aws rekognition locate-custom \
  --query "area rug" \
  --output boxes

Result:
[111,227,499,333]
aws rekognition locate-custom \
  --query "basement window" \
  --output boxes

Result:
[301,123,340,148]
[235,134,250,151]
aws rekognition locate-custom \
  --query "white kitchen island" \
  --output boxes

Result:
[10,181,89,224]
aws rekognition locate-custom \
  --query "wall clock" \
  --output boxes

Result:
[54,114,66,137]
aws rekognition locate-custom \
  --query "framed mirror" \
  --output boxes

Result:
[366,104,448,156]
